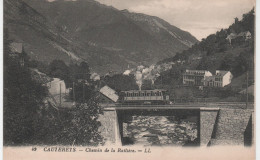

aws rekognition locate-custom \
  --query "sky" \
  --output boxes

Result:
[95,0,255,40]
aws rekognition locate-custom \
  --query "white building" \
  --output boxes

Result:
[226,31,251,45]
[203,70,233,87]
[47,78,68,95]
[183,69,212,86]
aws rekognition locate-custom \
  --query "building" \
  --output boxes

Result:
[99,85,119,104]
[9,42,25,66]
[183,69,212,86]
[226,33,237,45]
[47,78,68,95]
[237,31,252,41]
[10,42,23,54]
[203,70,233,87]
[226,31,251,45]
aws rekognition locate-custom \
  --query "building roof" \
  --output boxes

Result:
[185,69,208,72]
[237,31,251,37]
[99,85,119,102]
[226,33,238,40]
[10,42,23,53]
[215,70,229,77]
[226,31,251,40]
[183,69,211,76]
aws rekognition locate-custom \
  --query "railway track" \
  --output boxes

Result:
[101,102,254,109]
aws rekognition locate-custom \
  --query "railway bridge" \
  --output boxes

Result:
[98,103,253,146]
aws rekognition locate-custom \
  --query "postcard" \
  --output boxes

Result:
[2,0,256,159]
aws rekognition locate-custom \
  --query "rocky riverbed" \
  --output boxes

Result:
[122,115,198,146]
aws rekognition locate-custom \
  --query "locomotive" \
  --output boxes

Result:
[119,89,170,105]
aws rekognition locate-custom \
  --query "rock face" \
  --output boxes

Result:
[5,0,198,74]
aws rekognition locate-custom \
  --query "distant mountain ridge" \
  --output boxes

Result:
[4,0,198,74]
[121,10,197,48]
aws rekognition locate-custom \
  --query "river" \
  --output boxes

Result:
[119,112,199,146]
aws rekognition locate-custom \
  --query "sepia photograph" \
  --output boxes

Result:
[2,0,257,159]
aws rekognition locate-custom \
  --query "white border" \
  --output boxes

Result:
[255,0,259,159]
[1,0,4,159]
[0,0,259,160]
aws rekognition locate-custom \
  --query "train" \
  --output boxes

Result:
[119,89,170,105]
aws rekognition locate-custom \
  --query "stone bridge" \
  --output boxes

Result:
[98,104,253,146]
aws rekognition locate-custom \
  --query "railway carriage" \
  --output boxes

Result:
[119,89,170,105]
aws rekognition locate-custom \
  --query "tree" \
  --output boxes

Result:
[4,30,103,146]
[49,59,70,84]
[58,96,103,146]
[231,53,249,77]
[3,30,48,145]
[142,79,153,90]
[69,81,95,103]
[69,61,91,82]
[103,74,138,92]
[241,8,255,35]
[79,62,90,75]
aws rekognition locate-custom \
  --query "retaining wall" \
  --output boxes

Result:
[210,109,253,145]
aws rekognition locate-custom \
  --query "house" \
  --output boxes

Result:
[226,31,251,45]
[10,42,23,53]
[90,73,100,81]
[237,31,252,41]
[99,85,119,104]
[203,70,233,87]
[9,42,26,66]
[47,78,69,95]
[183,69,212,86]
[226,33,237,44]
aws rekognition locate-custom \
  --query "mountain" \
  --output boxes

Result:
[4,0,198,74]
[121,10,197,50]
[4,0,82,62]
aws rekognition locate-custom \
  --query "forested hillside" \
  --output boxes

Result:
[157,9,254,88]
